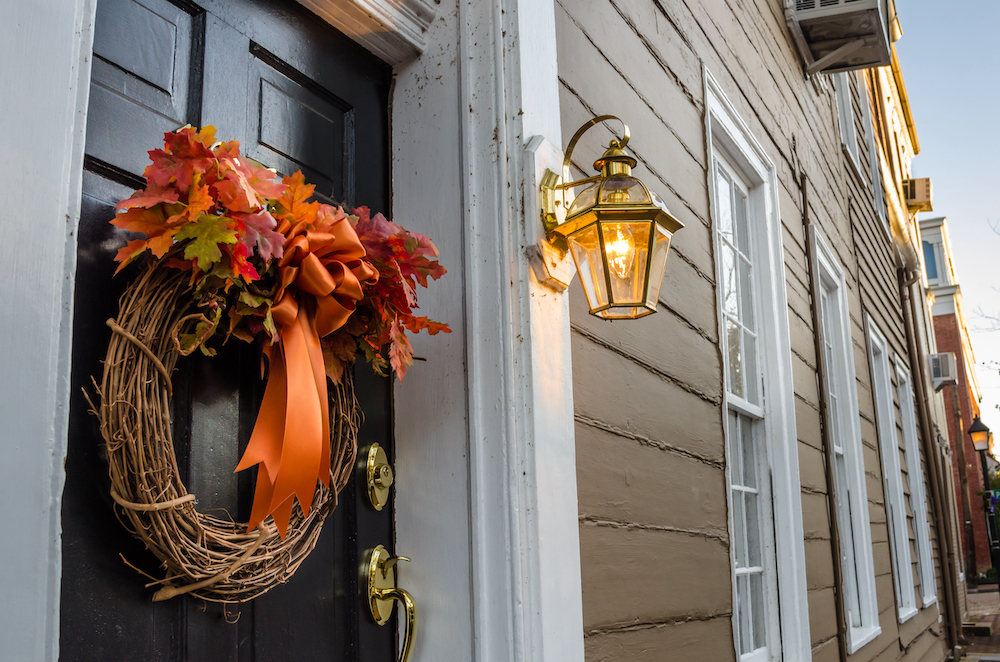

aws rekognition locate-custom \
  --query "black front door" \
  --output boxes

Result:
[61,0,395,659]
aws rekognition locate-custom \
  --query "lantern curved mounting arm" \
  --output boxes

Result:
[540,115,630,233]
[559,115,630,185]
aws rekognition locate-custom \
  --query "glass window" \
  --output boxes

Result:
[895,359,937,607]
[868,318,917,622]
[814,230,881,652]
[715,157,776,662]
[923,241,938,281]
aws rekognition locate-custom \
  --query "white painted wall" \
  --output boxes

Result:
[392,0,584,659]
[0,0,95,659]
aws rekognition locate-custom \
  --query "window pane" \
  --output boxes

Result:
[746,490,762,569]
[923,241,938,280]
[733,491,747,568]
[743,332,759,406]
[741,417,756,489]
[750,573,767,651]
[716,167,733,244]
[727,319,743,398]
[738,575,752,655]
[723,244,739,318]
[738,257,754,331]
[734,188,750,257]
[730,410,743,487]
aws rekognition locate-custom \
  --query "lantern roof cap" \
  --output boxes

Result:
[594,141,637,172]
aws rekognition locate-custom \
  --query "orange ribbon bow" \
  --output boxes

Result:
[236,209,378,538]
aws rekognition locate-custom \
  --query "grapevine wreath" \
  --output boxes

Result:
[88,126,448,602]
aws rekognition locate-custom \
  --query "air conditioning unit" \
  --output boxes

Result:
[930,352,957,391]
[786,0,892,75]
[903,177,933,212]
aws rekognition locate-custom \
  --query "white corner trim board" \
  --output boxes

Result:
[295,0,437,66]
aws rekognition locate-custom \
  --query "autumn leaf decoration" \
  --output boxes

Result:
[111,125,449,375]
[110,126,449,537]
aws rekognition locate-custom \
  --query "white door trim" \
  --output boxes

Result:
[0,1,97,659]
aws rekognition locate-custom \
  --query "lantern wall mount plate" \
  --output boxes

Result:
[540,115,684,320]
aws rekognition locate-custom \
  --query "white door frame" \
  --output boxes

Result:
[0,1,584,660]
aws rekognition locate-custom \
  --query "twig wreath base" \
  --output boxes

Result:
[89,253,359,603]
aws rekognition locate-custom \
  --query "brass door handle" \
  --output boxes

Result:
[366,545,416,662]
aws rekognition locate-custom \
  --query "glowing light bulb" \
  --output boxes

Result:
[606,226,635,280]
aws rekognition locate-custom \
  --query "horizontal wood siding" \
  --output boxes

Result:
[557,1,950,660]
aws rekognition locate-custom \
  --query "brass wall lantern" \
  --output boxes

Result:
[541,115,683,319]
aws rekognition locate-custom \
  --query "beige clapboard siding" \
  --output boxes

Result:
[579,521,731,627]
[575,422,728,536]
[558,0,948,659]
[583,616,736,662]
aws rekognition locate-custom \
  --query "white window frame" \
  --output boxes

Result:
[705,66,812,662]
[811,226,881,653]
[866,316,917,623]
[895,357,938,608]
[835,72,863,180]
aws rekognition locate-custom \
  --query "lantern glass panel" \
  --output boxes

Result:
[567,182,599,217]
[644,223,673,309]
[598,175,650,205]
[602,221,649,305]
[567,223,609,311]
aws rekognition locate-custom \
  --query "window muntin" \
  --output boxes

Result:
[867,318,917,622]
[895,358,937,607]
[715,157,776,662]
[813,229,881,652]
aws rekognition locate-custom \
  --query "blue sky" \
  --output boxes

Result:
[895,1,1000,442]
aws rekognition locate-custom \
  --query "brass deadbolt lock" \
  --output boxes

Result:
[365,443,394,511]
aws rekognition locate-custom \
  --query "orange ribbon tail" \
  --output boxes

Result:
[235,208,377,538]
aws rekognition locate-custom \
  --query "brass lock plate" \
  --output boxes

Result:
[365,443,394,511]
[367,544,397,625]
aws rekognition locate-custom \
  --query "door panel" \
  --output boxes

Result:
[61,1,394,660]
[87,0,199,175]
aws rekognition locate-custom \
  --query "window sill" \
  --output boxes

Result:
[921,595,938,609]
[898,606,918,623]
[846,625,881,654]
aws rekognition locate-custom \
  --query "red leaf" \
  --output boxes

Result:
[237,157,286,201]
[388,322,414,380]
[238,209,285,261]
[228,242,260,281]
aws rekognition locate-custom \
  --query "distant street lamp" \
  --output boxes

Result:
[969,416,1000,574]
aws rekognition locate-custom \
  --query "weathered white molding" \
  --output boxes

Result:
[0,1,96,659]
[295,0,437,66]
[457,0,583,659]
